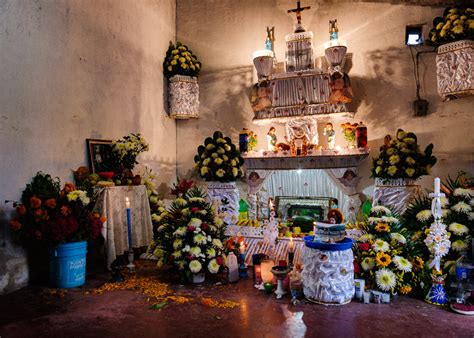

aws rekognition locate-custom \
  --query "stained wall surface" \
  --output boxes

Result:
[0,0,176,293]
[176,0,473,193]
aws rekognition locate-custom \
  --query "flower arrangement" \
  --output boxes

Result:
[225,235,246,257]
[112,133,149,171]
[403,172,473,276]
[340,122,358,147]
[353,206,421,295]
[8,172,104,246]
[371,129,437,180]
[163,41,202,78]
[427,7,474,47]
[151,180,228,279]
[194,131,245,182]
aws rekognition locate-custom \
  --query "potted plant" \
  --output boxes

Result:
[163,41,201,119]
[150,180,228,283]
[112,133,149,179]
[8,172,105,288]
[194,131,245,224]
[371,129,437,215]
[427,6,474,100]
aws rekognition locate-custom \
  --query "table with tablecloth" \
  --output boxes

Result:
[95,185,153,269]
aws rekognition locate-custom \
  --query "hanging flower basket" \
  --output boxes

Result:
[169,75,200,119]
[436,39,474,100]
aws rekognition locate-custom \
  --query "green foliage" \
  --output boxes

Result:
[21,172,61,206]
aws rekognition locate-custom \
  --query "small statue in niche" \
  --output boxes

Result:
[248,131,258,151]
[328,72,353,104]
[329,19,338,40]
[289,127,310,156]
[251,82,272,112]
[323,122,336,149]
[265,26,275,52]
[267,127,277,151]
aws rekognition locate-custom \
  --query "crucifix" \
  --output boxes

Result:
[287,1,311,32]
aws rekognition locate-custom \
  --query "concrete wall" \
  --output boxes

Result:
[176,0,473,193]
[0,0,176,294]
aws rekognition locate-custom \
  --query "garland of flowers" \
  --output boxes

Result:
[151,181,228,279]
[427,7,474,47]
[371,129,437,180]
[354,206,422,295]
[8,172,104,246]
[194,131,245,182]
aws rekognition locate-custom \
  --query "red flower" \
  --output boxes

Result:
[216,256,224,266]
[201,223,209,231]
[354,261,360,274]
[191,207,200,213]
[16,204,26,216]
[30,196,42,209]
[45,198,57,209]
[187,225,196,232]
[9,219,22,231]
[359,243,370,251]
[171,179,194,197]
[186,255,193,261]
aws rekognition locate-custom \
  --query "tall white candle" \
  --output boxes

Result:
[434,177,440,194]
[125,197,131,208]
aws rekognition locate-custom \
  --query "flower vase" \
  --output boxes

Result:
[436,40,474,100]
[425,273,448,306]
[169,75,199,119]
[191,272,205,284]
[373,178,421,216]
[206,181,240,225]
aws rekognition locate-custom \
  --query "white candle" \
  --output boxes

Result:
[288,237,294,252]
[125,197,131,209]
[434,177,440,194]
[239,241,246,254]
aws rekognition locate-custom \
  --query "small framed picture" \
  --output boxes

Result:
[86,139,114,173]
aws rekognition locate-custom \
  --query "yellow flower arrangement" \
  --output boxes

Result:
[163,41,202,78]
[375,252,392,267]
[375,222,391,233]
[428,7,473,46]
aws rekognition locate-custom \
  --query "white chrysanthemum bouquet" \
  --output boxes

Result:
[151,181,228,280]
[354,206,422,295]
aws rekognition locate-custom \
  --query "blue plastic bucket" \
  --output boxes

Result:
[49,241,87,288]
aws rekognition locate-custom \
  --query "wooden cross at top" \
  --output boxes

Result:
[287,1,311,25]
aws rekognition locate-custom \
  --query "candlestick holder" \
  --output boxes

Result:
[127,250,136,273]
[239,252,248,278]
[288,251,294,267]
[271,266,291,299]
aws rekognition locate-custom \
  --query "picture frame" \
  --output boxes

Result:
[86,139,114,173]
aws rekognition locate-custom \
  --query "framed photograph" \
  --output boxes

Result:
[86,139,114,173]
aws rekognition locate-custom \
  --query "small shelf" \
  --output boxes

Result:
[243,151,369,170]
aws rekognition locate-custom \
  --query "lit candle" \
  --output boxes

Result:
[260,259,274,284]
[125,197,132,250]
[434,177,440,195]
[288,237,294,253]
[269,198,274,211]
[240,241,246,254]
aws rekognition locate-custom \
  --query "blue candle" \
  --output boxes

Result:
[126,197,132,249]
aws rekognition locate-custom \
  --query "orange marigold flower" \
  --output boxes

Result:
[399,285,412,294]
[61,206,71,216]
[100,216,107,223]
[16,204,27,216]
[375,252,391,267]
[30,196,42,209]
[45,198,57,209]
[9,219,22,231]
[64,183,75,193]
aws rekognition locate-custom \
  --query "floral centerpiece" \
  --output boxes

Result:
[371,129,437,180]
[427,7,473,47]
[8,172,104,245]
[112,133,149,172]
[340,122,358,148]
[194,131,244,182]
[163,41,201,79]
[353,206,422,295]
[402,172,473,286]
[151,180,228,281]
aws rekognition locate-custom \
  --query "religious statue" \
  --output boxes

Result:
[289,126,310,156]
[287,1,311,33]
[250,82,272,112]
[265,26,275,52]
[323,122,336,149]
[328,72,353,104]
[329,19,338,40]
[267,127,277,151]
[248,131,258,151]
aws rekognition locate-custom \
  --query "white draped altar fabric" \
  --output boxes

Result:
[95,185,153,269]
[261,168,359,218]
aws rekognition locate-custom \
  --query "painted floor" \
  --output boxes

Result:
[0,260,472,338]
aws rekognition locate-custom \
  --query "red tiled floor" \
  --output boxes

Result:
[0,262,472,338]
